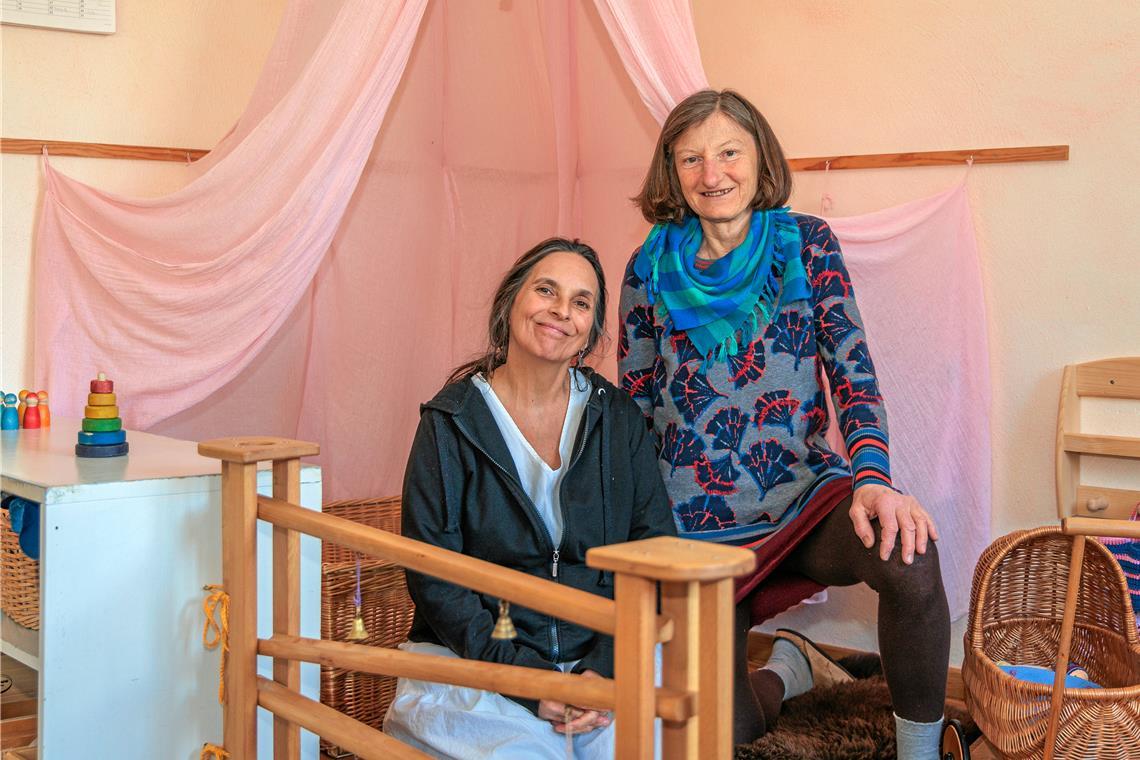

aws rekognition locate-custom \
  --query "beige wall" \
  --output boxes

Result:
[2,1,285,387]
[694,0,1139,655]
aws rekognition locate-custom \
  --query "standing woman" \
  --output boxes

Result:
[386,238,675,759]
[618,89,951,759]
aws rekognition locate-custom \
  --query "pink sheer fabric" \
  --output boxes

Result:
[825,183,991,616]
[590,0,709,123]
[35,0,429,429]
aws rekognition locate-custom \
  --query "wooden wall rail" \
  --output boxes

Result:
[2,136,1068,171]
[1,137,208,163]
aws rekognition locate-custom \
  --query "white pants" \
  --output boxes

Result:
[383,641,661,760]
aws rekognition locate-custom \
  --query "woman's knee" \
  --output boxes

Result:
[865,539,945,604]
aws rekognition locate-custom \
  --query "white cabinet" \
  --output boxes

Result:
[1,420,321,759]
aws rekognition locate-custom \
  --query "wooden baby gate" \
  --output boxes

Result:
[199,436,756,760]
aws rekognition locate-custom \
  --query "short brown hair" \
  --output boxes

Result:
[447,238,608,385]
[633,89,792,224]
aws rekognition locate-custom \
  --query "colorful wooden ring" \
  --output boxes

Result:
[90,379,114,393]
[82,417,122,432]
[75,442,130,458]
[88,392,116,406]
[84,404,120,419]
[77,430,127,446]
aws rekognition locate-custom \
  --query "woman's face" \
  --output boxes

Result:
[672,110,759,226]
[507,251,598,368]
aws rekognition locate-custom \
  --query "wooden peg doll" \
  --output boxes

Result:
[22,393,41,429]
[17,389,28,426]
[36,391,50,426]
[1,393,18,430]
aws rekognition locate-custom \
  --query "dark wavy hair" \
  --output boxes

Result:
[447,237,608,385]
[633,88,793,224]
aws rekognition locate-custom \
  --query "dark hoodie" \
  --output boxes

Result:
[401,369,676,714]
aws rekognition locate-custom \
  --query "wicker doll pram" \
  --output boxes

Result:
[962,526,1140,758]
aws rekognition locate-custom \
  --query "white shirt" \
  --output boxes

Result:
[471,369,591,548]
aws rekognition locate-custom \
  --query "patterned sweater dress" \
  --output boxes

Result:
[618,214,893,553]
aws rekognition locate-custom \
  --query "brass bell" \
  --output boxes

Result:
[346,604,369,641]
[491,600,517,640]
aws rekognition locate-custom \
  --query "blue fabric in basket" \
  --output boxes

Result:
[1,494,40,560]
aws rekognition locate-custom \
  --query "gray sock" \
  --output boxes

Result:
[894,713,943,760]
[760,638,813,700]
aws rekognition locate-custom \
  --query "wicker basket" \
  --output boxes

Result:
[0,508,39,630]
[320,497,415,758]
[962,527,1140,758]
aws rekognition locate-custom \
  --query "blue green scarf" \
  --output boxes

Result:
[633,208,810,362]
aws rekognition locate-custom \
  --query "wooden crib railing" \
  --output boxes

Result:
[199,436,756,760]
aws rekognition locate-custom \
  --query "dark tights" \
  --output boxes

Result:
[733,496,951,743]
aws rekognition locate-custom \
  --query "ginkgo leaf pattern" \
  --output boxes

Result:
[669,365,727,424]
[817,302,858,354]
[622,361,666,410]
[830,364,883,409]
[846,341,874,375]
[764,312,812,371]
[754,390,801,437]
[727,338,766,389]
[806,441,845,475]
[617,322,630,362]
[705,407,748,453]
[800,395,828,436]
[694,453,740,495]
[660,422,706,475]
[625,304,660,342]
[739,439,798,501]
[670,333,703,366]
[810,248,853,301]
[674,494,737,532]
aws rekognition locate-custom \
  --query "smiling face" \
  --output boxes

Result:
[671,109,760,227]
[507,251,599,368]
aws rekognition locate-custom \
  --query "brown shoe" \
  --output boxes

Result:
[773,628,855,689]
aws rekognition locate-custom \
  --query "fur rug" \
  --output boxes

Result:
[734,655,975,760]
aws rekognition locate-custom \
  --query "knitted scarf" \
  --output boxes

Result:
[633,208,810,361]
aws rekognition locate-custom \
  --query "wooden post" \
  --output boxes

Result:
[272,458,302,760]
[199,437,319,759]
[660,581,700,760]
[1043,534,1086,760]
[588,537,755,760]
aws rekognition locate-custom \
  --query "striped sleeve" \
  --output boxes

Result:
[803,218,894,490]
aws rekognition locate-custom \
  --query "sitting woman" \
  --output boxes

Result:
[384,237,676,759]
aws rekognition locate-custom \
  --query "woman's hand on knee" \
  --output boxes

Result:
[849,484,939,565]
[540,670,612,734]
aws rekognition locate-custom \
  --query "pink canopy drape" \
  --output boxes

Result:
[33,0,988,611]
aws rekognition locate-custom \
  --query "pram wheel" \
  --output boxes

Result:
[940,718,970,760]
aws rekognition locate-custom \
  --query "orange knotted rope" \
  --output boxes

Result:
[200,743,230,759]
[202,584,230,705]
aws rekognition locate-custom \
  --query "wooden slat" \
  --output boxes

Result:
[699,580,734,760]
[1063,516,1140,540]
[1043,536,1086,760]
[789,144,1068,171]
[660,581,700,760]
[258,634,695,722]
[271,459,301,760]
[1,137,208,162]
[1075,485,1140,520]
[221,461,259,760]
[1057,364,1081,520]
[613,573,657,760]
[257,495,648,639]
[1075,357,1140,399]
[1062,433,1140,459]
[587,536,755,582]
[256,677,430,760]
[199,436,319,464]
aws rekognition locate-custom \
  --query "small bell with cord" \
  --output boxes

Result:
[346,555,369,641]
[491,600,517,640]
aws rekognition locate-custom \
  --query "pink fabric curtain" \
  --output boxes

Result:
[590,0,709,123]
[35,0,429,429]
[825,183,991,616]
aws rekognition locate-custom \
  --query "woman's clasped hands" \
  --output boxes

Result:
[537,669,612,734]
